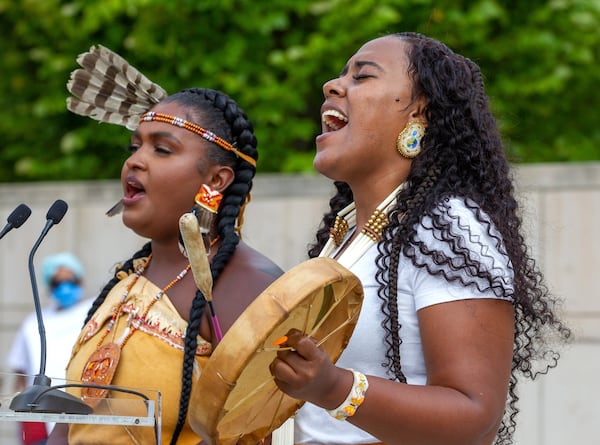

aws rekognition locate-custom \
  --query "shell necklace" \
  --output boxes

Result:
[80,254,191,406]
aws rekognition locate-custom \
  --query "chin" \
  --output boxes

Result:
[121,214,136,233]
[313,155,341,182]
[121,212,143,235]
[314,165,344,183]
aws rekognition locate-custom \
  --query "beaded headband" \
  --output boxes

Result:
[66,45,257,167]
[139,111,257,167]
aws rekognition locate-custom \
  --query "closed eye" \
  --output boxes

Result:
[125,144,172,155]
[154,145,172,155]
[129,130,178,155]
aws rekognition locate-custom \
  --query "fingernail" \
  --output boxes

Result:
[272,335,288,346]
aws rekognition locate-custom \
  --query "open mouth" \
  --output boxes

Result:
[322,109,348,132]
[125,177,145,199]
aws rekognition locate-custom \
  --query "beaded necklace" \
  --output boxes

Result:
[319,182,407,269]
[80,254,191,405]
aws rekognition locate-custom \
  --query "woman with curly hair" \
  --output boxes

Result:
[47,83,283,443]
[270,32,570,445]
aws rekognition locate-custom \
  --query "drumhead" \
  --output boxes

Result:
[189,257,364,445]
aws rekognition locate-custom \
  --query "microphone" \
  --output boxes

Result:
[30,200,68,377]
[0,203,32,240]
[10,200,92,415]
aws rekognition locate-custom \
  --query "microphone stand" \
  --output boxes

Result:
[10,201,92,415]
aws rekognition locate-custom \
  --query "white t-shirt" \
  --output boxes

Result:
[294,198,513,444]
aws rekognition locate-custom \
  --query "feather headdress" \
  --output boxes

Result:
[66,45,168,130]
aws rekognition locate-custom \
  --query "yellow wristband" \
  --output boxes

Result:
[326,369,369,421]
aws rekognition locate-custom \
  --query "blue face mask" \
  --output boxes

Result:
[51,282,83,308]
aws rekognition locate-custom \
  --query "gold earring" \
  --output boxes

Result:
[396,121,426,159]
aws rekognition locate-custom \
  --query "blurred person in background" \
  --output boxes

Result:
[7,252,92,445]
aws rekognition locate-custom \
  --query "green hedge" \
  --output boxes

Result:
[1,0,599,181]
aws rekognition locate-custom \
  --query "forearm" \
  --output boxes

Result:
[345,376,503,445]
[46,423,69,445]
[272,301,512,445]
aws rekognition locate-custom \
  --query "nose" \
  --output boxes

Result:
[322,77,345,98]
[124,146,147,171]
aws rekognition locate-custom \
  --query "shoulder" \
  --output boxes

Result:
[212,241,284,332]
[11,312,39,349]
[20,310,46,332]
[68,298,95,318]
[413,195,511,270]
[418,196,499,241]
[432,196,487,222]
[229,241,284,279]
[410,196,513,292]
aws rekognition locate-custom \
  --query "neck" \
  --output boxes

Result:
[150,238,185,257]
[322,181,407,266]
[351,181,405,229]
[147,241,189,274]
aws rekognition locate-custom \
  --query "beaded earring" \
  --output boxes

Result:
[396,121,426,159]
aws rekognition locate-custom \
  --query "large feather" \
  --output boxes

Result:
[66,45,167,130]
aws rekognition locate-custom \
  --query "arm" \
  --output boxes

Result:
[271,298,514,445]
[46,423,69,445]
[7,322,31,392]
[12,374,27,393]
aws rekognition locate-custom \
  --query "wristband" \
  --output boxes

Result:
[326,369,369,421]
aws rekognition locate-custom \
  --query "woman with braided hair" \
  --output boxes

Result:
[47,87,283,445]
[269,33,570,445]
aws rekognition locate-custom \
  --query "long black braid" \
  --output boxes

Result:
[84,88,258,444]
[308,32,571,445]
[307,181,353,258]
[166,88,257,445]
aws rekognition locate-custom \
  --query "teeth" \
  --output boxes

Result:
[322,109,348,130]
[322,109,348,122]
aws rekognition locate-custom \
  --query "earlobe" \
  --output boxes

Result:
[411,98,427,120]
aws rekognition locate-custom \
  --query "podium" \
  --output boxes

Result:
[0,372,162,444]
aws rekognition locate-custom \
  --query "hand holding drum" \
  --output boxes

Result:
[187,256,364,445]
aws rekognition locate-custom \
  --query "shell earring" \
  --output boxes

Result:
[396,121,426,159]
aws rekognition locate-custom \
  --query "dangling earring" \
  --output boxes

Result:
[396,121,426,159]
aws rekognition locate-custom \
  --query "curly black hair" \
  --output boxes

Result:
[83,88,258,445]
[308,32,571,445]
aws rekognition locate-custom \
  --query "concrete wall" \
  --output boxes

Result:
[0,163,598,444]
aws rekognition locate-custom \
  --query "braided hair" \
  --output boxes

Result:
[308,33,571,445]
[84,88,258,444]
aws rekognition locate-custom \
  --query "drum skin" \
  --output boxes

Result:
[189,257,364,445]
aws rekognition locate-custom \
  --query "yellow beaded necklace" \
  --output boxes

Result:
[320,182,407,269]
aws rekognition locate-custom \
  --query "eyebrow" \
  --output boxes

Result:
[339,59,385,76]
[132,130,182,144]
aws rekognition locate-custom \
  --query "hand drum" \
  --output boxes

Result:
[189,257,364,445]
